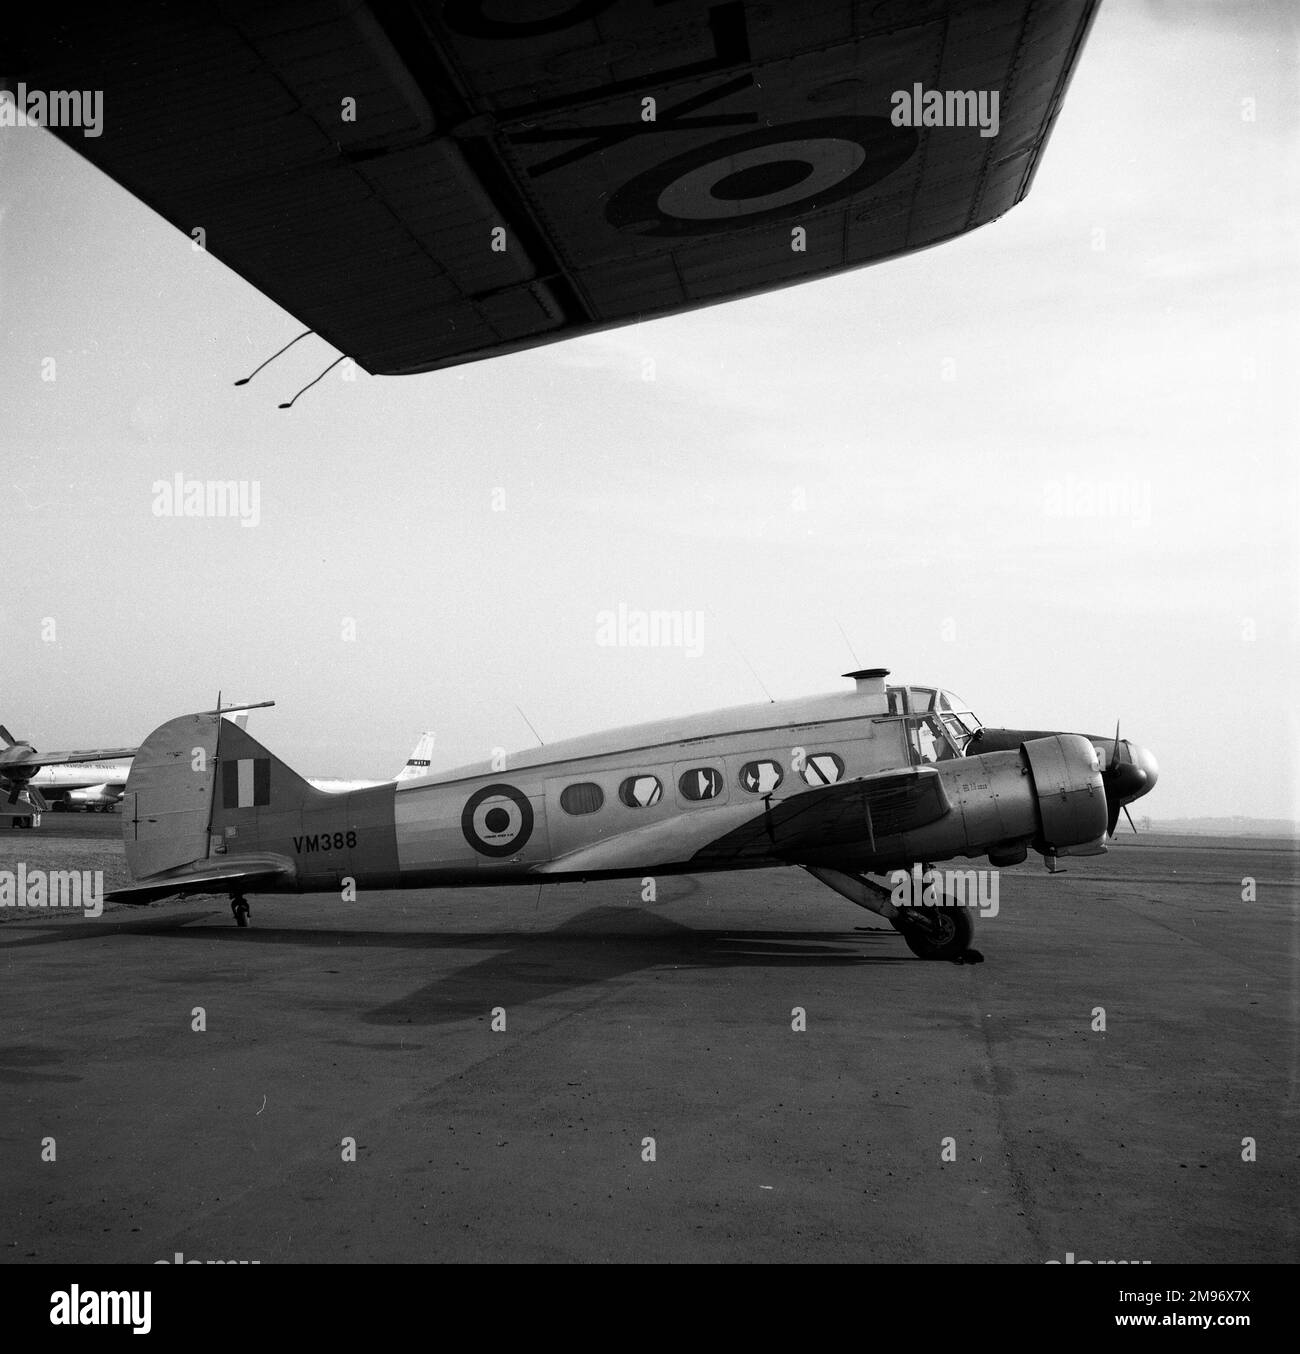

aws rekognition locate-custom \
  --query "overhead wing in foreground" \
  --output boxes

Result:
[18,0,1100,376]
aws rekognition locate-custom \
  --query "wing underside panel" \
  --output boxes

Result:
[24,0,1099,374]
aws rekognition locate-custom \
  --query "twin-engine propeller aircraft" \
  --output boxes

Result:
[107,671,1157,962]
[0,726,139,825]
[27,764,132,814]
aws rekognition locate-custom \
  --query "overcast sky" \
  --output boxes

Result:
[1,0,1296,821]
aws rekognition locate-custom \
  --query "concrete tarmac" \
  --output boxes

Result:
[1,829,1295,1264]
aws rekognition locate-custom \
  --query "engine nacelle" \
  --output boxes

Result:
[1020,733,1107,853]
[825,734,1109,873]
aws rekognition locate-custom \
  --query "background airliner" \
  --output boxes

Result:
[1,723,436,826]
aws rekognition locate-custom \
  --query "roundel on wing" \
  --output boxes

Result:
[462,783,534,858]
[605,117,917,238]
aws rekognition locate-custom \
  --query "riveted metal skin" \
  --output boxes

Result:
[206,720,402,892]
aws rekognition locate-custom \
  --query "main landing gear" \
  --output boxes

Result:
[800,864,982,963]
[230,895,251,928]
[890,897,975,962]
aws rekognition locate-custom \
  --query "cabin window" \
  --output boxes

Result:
[678,767,724,801]
[800,752,845,786]
[739,760,784,794]
[618,774,663,808]
[560,782,604,815]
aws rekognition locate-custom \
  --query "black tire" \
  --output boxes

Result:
[232,899,250,928]
[891,898,975,960]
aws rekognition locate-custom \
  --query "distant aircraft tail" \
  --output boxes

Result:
[395,731,435,782]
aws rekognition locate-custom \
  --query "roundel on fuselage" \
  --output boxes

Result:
[605,117,917,237]
[462,783,534,858]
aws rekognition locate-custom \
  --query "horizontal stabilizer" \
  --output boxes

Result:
[106,856,293,906]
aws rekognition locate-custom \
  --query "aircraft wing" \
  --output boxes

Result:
[0,747,137,769]
[538,765,949,875]
[20,0,1100,376]
[538,799,773,875]
[691,766,951,866]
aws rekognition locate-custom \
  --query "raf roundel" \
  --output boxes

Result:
[462,783,534,858]
[606,117,918,238]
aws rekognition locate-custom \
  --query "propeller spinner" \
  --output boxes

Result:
[1099,724,1159,836]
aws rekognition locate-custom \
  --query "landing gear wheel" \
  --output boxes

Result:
[231,897,250,928]
[891,897,975,961]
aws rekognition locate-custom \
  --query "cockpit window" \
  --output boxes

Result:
[940,713,974,752]
[889,687,982,753]
[936,692,982,750]
[909,715,960,764]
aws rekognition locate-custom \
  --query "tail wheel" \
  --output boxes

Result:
[891,898,974,960]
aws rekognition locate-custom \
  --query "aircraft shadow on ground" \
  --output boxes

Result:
[355,910,908,1026]
[0,1044,82,1087]
[1,903,911,1025]
[0,910,218,949]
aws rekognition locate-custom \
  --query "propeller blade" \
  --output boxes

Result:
[6,782,19,805]
[1124,805,1137,834]
[1102,721,1125,835]
[0,726,14,747]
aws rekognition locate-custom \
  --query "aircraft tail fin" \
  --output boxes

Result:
[395,731,435,781]
[122,711,317,883]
